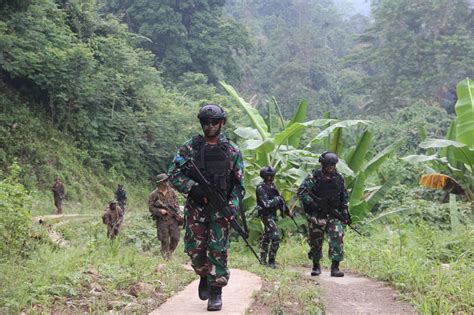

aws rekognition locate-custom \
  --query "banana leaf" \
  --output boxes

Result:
[419,139,474,167]
[234,127,261,140]
[363,139,402,177]
[349,172,366,209]
[274,119,332,147]
[304,120,371,148]
[329,127,344,156]
[366,175,399,211]
[347,130,373,173]
[401,154,444,164]
[454,78,474,149]
[220,81,270,140]
[287,100,308,148]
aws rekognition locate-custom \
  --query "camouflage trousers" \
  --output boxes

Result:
[307,217,344,263]
[156,218,180,259]
[54,197,63,214]
[260,215,281,261]
[184,214,230,287]
[107,223,121,239]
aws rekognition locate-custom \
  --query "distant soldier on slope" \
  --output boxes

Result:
[51,175,65,214]
[115,184,128,213]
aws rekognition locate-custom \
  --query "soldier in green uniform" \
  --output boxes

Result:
[148,173,183,259]
[297,152,351,277]
[256,166,290,268]
[169,104,245,311]
[101,200,124,239]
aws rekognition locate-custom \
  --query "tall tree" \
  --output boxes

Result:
[349,0,474,112]
[102,0,251,83]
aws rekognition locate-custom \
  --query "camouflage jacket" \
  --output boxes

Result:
[148,185,180,220]
[52,182,65,199]
[168,133,245,221]
[297,168,349,218]
[256,182,282,217]
[102,205,124,226]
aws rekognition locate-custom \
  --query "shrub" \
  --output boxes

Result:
[0,162,32,258]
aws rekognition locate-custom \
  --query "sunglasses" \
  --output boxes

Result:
[200,119,221,126]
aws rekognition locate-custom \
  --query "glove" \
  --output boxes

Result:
[273,196,283,207]
[189,184,207,206]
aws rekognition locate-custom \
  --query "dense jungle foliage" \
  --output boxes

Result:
[1,0,473,313]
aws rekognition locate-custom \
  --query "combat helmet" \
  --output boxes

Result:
[319,151,339,165]
[197,104,227,123]
[260,166,277,178]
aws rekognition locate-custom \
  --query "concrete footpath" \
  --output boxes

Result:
[150,268,262,315]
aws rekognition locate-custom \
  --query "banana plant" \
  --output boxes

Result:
[221,81,400,223]
[402,78,474,201]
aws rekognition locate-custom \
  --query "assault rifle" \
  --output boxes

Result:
[299,187,363,236]
[279,199,305,234]
[181,158,261,264]
[153,199,184,226]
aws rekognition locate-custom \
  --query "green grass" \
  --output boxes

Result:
[344,222,474,313]
[0,209,194,314]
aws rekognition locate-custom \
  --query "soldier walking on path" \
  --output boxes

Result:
[115,184,128,213]
[256,166,291,268]
[169,104,245,311]
[148,173,183,260]
[297,152,351,277]
[51,175,65,214]
[102,200,124,239]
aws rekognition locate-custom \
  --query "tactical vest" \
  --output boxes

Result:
[257,183,279,217]
[191,135,234,197]
[311,170,342,209]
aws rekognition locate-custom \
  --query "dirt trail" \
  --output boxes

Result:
[34,214,96,247]
[304,268,417,314]
[150,266,262,315]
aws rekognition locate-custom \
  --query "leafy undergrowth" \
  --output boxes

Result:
[230,236,324,314]
[0,210,194,314]
[345,222,474,314]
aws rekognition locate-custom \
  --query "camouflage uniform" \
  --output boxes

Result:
[148,183,182,259]
[102,203,124,239]
[168,133,245,288]
[297,168,349,263]
[115,186,128,212]
[255,182,283,264]
[51,179,65,214]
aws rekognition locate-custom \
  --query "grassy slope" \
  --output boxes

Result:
[0,207,194,314]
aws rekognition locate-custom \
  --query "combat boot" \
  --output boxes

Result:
[311,262,321,276]
[330,260,344,277]
[267,258,276,269]
[207,286,222,311]
[259,253,267,266]
[198,276,210,301]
